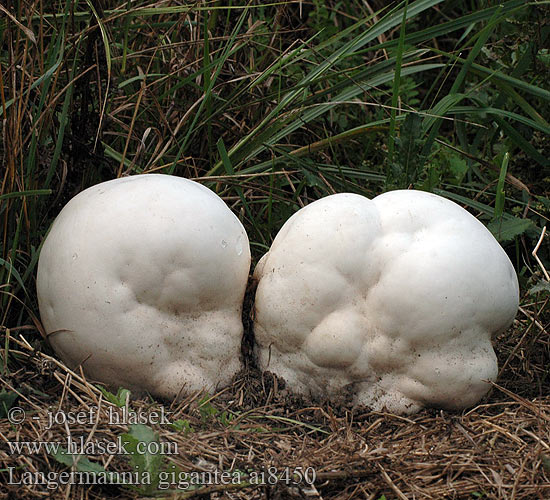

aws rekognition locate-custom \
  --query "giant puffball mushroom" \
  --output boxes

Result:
[37,174,251,398]
[253,190,519,414]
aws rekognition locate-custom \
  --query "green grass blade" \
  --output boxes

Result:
[0,258,26,296]
[422,7,503,157]
[212,0,444,174]
[451,106,550,135]
[364,0,526,53]
[45,35,84,188]
[216,138,265,245]
[494,152,509,220]
[494,117,550,167]
[0,189,52,202]
[169,3,251,173]
[387,0,408,166]
[224,63,443,172]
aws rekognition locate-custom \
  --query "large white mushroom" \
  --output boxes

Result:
[37,174,250,398]
[253,190,519,414]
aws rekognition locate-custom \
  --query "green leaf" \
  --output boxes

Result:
[487,217,534,242]
[50,447,106,474]
[537,50,550,66]
[447,155,468,183]
[121,424,163,494]
[303,168,324,188]
[0,391,18,417]
[219,410,236,427]
[169,419,194,434]
[0,257,26,296]
[98,386,131,407]
[198,394,219,422]
[217,137,235,175]
[388,113,426,188]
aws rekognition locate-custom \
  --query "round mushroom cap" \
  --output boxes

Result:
[37,174,251,398]
[253,190,519,414]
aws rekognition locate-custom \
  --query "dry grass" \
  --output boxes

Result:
[1,291,548,500]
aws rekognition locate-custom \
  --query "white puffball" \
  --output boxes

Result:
[37,174,250,398]
[253,190,519,414]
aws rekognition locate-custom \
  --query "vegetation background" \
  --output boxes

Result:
[1,0,549,498]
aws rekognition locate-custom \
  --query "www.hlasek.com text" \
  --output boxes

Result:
[7,435,177,456]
